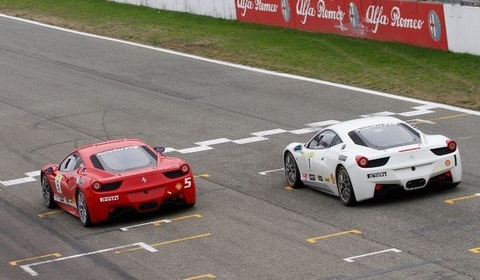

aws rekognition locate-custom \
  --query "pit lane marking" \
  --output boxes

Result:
[9,253,62,266]
[184,274,216,280]
[19,242,157,276]
[114,233,211,254]
[343,248,402,263]
[444,193,480,204]
[307,230,362,243]
[119,214,202,231]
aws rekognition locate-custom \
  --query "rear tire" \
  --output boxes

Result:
[284,152,304,188]
[77,191,92,227]
[41,175,57,209]
[336,166,357,206]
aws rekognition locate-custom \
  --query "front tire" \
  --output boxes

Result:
[284,152,304,188]
[336,166,357,206]
[77,191,92,227]
[41,175,57,209]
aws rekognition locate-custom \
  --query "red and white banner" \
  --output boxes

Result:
[235,0,448,50]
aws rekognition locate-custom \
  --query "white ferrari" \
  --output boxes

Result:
[283,116,462,205]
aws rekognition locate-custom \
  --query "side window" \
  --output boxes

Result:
[59,153,82,172]
[307,130,341,149]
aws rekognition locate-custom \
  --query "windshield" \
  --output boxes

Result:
[348,123,421,150]
[90,145,157,173]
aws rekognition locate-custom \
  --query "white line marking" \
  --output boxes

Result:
[289,128,318,134]
[195,138,231,146]
[305,120,340,127]
[252,129,287,136]
[360,111,396,118]
[408,119,436,124]
[343,248,402,263]
[176,146,213,154]
[259,168,284,175]
[164,147,177,153]
[1,177,36,186]
[399,110,435,117]
[25,171,41,177]
[232,136,268,144]
[20,242,157,276]
[120,219,171,231]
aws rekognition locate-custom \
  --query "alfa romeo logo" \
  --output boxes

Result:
[428,10,441,42]
[348,2,360,30]
[281,0,291,22]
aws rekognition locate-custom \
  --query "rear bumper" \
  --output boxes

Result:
[349,152,462,202]
[84,176,196,224]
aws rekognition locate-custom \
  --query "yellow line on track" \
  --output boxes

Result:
[184,274,216,280]
[444,194,480,204]
[153,214,202,226]
[10,253,62,266]
[37,210,63,218]
[430,113,470,121]
[114,233,211,254]
[469,247,480,254]
[307,230,362,243]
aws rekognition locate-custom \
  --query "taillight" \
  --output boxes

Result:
[356,156,368,168]
[181,164,189,174]
[446,140,457,152]
[92,181,102,191]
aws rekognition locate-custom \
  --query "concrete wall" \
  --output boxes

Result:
[111,0,237,19]
[444,4,480,55]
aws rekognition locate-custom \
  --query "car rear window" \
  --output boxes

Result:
[90,145,157,173]
[348,123,421,150]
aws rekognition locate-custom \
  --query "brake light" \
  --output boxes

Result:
[92,181,102,191]
[356,156,369,168]
[446,140,457,152]
[181,164,189,174]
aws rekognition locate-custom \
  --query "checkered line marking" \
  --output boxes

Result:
[169,120,340,154]
[0,171,40,187]
[0,105,439,186]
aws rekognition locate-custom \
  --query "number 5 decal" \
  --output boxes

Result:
[184,177,192,188]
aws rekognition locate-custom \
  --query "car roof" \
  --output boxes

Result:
[328,116,404,132]
[75,138,149,156]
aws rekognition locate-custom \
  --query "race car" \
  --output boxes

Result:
[283,116,462,206]
[41,138,196,226]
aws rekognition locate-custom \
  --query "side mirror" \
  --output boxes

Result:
[154,146,165,154]
[294,144,303,152]
[44,167,54,174]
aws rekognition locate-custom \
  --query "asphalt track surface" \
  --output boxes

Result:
[1,14,479,280]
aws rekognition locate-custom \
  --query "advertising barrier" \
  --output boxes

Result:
[110,0,480,55]
[235,0,448,50]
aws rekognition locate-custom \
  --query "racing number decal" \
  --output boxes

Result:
[55,174,63,194]
[184,177,192,188]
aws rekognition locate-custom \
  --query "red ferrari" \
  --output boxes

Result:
[40,138,196,226]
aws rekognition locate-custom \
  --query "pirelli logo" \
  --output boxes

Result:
[367,172,387,179]
[100,195,119,202]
